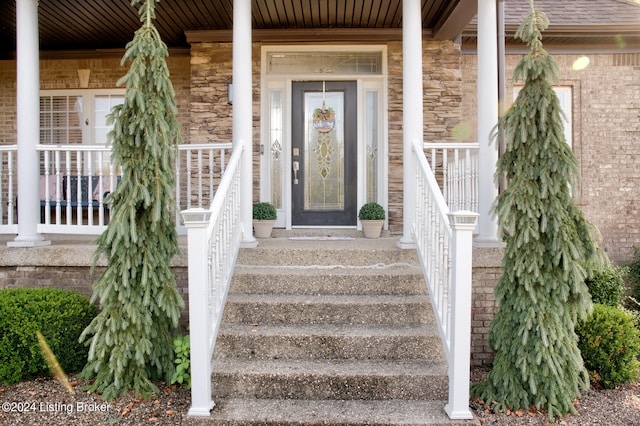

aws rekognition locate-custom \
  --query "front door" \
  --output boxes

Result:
[291,81,357,226]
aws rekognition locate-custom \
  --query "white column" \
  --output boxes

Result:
[475,0,500,246]
[181,209,214,416]
[233,0,257,247]
[398,0,423,249]
[9,0,49,247]
[445,211,478,420]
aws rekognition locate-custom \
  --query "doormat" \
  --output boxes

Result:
[288,236,356,241]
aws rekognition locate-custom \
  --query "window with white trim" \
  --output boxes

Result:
[513,86,572,148]
[40,90,125,145]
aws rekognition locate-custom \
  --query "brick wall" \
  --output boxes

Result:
[462,52,640,263]
[0,263,191,329]
[0,54,191,146]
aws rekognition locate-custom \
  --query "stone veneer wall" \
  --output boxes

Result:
[387,40,463,232]
[462,52,640,264]
[188,42,261,205]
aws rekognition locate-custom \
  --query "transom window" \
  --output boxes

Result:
[267,51,383,75]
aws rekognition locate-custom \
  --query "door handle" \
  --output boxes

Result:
[292,161,299,184]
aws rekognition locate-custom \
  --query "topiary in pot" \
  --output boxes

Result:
[358,202,385,238]
[253,202,277,238]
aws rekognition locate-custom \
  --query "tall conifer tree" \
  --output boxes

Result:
[80,0,184,400]
[471,1,603,418]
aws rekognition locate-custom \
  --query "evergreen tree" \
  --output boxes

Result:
[80,0,184,400]
[471,1,604,419]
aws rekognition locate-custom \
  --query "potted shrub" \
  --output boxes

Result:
[358,202,385,238]
[252,202,277,238]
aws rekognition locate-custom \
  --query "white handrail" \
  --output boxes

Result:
[412,139,477,420]
[182,143,244,417]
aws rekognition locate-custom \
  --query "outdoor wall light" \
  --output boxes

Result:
[227,82,233,105]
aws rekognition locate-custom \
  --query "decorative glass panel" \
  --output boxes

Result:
[270,91,283,209]
[304,91,344,210]
[268,52,382,75]
[365,91,379,202]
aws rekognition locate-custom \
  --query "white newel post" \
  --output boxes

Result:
[181,209,214,416]
[445,211,478,420]
[233,0,257,247]
[475,0,500,246]
[10,0,50,247]
[398,0,423,249]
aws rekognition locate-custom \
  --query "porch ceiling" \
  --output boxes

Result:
[0,0,474,59]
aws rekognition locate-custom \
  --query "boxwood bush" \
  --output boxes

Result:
[585,263,628,307]
[0,288,97,384]
[627,247,640,302]
[576,303,640,389]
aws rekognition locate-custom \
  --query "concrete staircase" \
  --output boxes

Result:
[205,233,477,425]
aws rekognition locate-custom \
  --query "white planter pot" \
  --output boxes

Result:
[253,220,275,238]
[360,220,383,239]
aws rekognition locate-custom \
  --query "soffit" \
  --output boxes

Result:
[0,0,472,59]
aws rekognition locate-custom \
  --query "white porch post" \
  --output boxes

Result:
[9,0,50,247]
[398,0,423,249]
[233,0,257,247]
[181,209,214,416]
[475,0,500,246]
[445,211,478,420]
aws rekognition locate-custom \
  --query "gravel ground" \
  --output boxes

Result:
[0,369,638,425]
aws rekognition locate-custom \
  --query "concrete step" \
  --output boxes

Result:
[231,266,427,295]
[214,323,445,361]
[198,236,473,425]
[237,237,419,267]
[187,399,478,425]
[222,294,435,325]
[211,359,448,401]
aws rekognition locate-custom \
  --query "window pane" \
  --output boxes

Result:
[366,91,379,202]
[270,91,283,209]
[94,95,124,145]
[39,95,82,144]
[268,52,382,75]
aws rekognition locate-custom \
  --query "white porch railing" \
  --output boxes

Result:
[0,145,18,233]
[27,142,232,235]
[424,142,479,213]
[413,139,478,420]
[181,144,244,416]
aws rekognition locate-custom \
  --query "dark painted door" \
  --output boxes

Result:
[291,81,357,226]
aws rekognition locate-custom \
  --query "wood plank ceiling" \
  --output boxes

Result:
[0,0,472,59]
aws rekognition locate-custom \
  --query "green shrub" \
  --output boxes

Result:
[170,334,191,389]
[252,202,277,220]
[627,247,640,302]
[576,303,640,389]
[585,263,628,307]
[0,288,97,384]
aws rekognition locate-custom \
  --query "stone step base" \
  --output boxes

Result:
[185,399,478,426]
